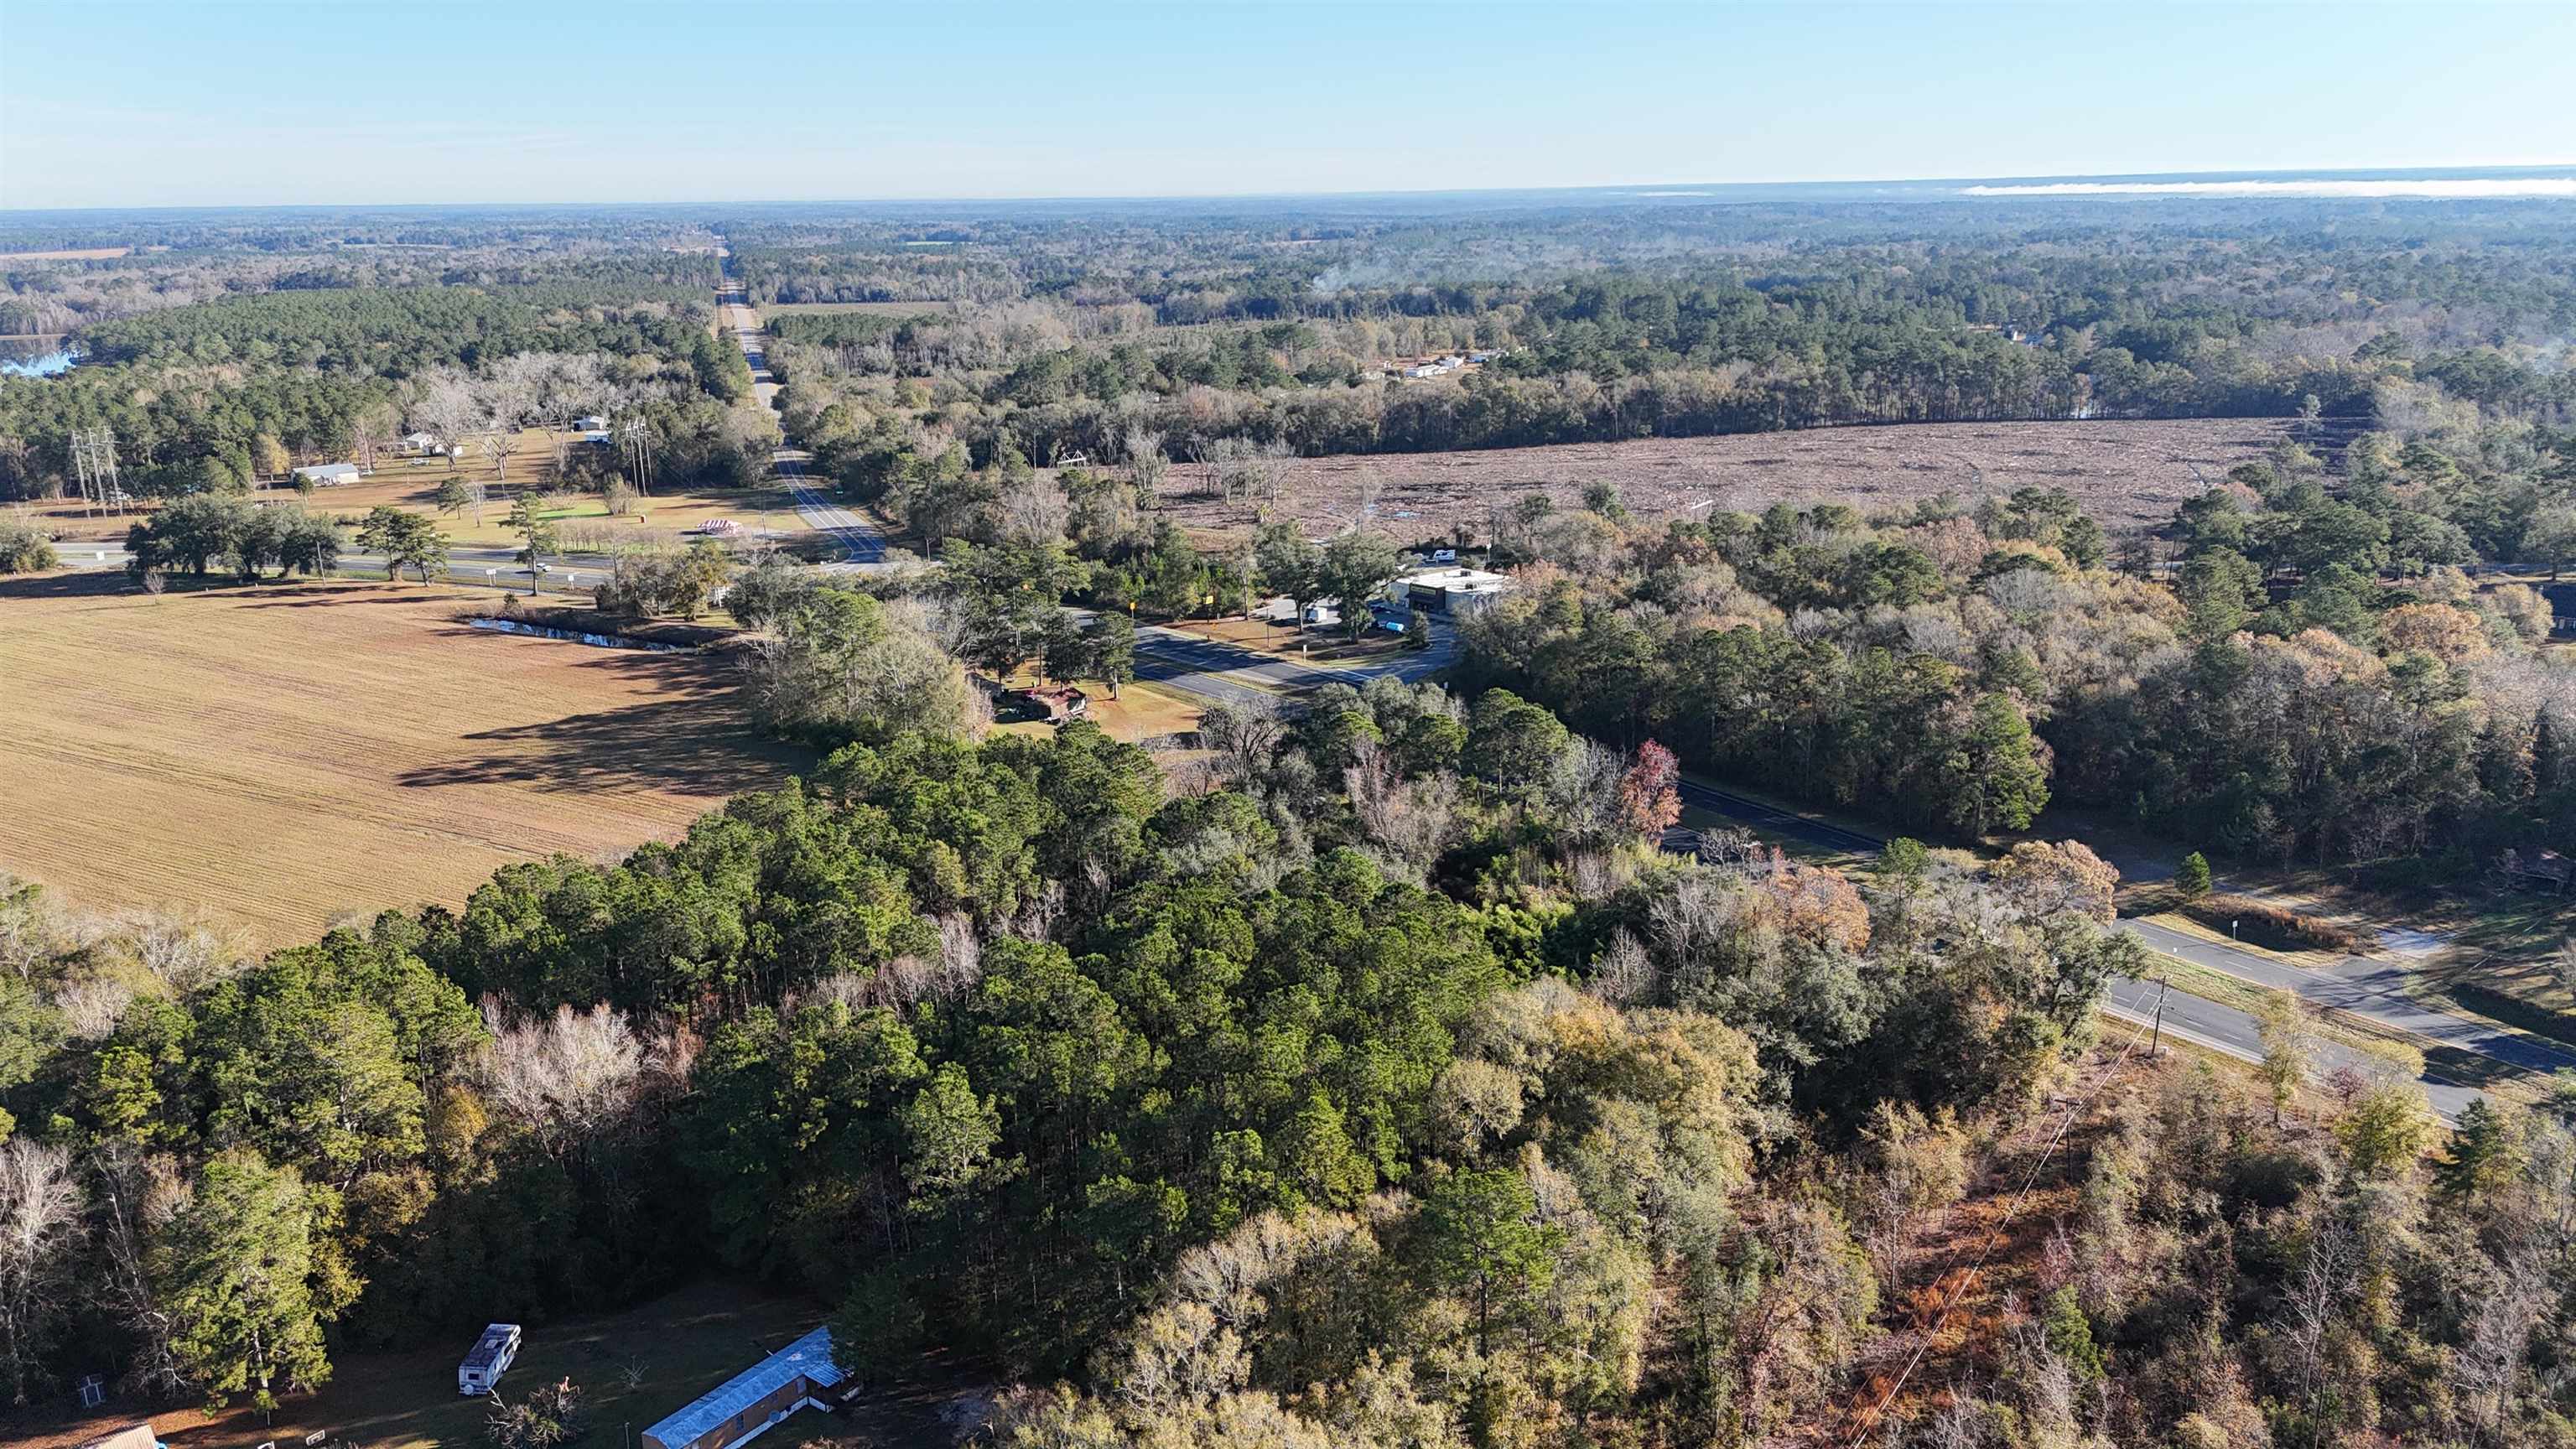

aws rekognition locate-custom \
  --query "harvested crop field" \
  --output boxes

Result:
[0,574,804,944]
[1152,417,2290,543]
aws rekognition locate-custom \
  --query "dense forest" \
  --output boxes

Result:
[750,199,2576,468]
[0,274,760,501]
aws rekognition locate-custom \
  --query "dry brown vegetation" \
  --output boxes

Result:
[1147,417,2288,545]
[0,574,803,943]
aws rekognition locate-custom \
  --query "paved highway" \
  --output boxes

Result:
[715,256,890,569]
[2101,977,2485,1124]
[1669,773,2563,1122]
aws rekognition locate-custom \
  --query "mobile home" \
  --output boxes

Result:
[292,462,363,488]
[640,1327,842,1449]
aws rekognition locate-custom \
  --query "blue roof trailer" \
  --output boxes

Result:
[459,1322,523,1395]
[641,1327,844,1449]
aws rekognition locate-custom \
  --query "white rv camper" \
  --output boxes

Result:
[458,1322,523,1395]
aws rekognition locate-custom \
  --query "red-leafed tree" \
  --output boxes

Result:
[1618,740,1683,837]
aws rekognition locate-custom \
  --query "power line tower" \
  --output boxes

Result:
[617,416,656,496]
[70,426,124,517]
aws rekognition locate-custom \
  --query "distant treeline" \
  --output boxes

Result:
[74,283,708,374]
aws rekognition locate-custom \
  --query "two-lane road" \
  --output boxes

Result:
[716,258,889,569]
[1667,777,2571,1123]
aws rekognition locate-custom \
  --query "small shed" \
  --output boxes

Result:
[640,1327,842,1449]
[293,462,362,488]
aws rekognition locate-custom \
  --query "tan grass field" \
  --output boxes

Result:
[29,427,813,549]
[1140,416,2291,545]
[0,575,804,944]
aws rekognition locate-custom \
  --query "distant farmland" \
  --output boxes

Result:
[1151,417,2291,543]
[0,577,803,943]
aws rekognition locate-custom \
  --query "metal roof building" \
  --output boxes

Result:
[640,1327,843,1449]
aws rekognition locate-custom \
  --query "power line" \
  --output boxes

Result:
[1834,979,2165,1449]
[69,425,124,517]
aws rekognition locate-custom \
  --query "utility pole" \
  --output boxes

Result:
[69,426,124,516]
[2148,978,2174,1058]
[68,429,94,516]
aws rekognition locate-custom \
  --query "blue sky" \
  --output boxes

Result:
[3,1,2570,209]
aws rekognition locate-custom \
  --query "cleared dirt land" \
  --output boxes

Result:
[0,574,803,944]
[1156,417,2290,543]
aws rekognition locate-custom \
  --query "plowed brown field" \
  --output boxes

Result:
[0,574,803,944]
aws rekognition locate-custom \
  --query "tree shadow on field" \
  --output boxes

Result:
[0,569,136,602]
[239,583,484,608]
[393,651,812,798]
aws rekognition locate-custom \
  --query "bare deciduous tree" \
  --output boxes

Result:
[409,370,482,458]
[482,1004,647,1156]
[1122,427,1168,510]
[2273,1210,2360,1416]
[1197,699,1286,792]
[999,474,1071,547]
[0,1140,82,1405]
[347,401,398,477]
[1343,740,1459,875]
[88,1145,188,1401]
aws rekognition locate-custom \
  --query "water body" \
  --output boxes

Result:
[0,338,78,377]
[1587,164,2576,205]
[467,616,683,652]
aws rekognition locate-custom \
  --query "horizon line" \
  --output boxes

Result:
[7,161,2575,217]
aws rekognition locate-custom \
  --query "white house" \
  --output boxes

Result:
[573,413,610,432]
[293,462,363,488]
[402,431,440,452]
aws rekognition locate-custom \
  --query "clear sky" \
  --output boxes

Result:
[3,0,2570,210]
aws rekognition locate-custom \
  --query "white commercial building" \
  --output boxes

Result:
[1394,564,1514,615]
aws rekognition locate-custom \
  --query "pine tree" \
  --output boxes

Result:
[157,1150,345,1415]
[2175,850,2213,899]
[2433,1098,2524,1203]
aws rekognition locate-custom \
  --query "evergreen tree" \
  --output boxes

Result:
[156,1150,345,1415]
[505,496,557,595]
[2175,851,2212,899]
